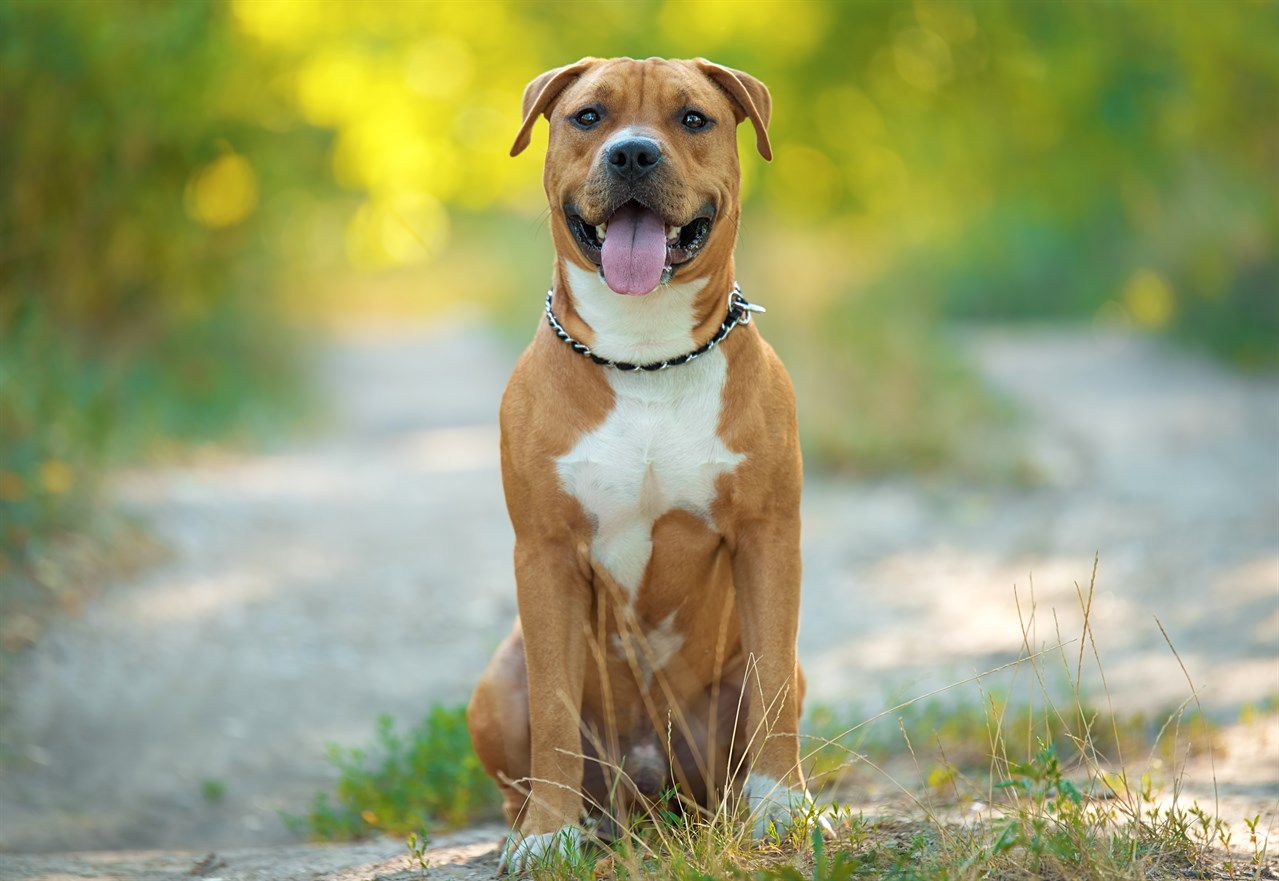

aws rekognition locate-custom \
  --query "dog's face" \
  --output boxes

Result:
[512,57,772,296]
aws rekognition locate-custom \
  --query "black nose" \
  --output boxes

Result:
[606,137,663,182]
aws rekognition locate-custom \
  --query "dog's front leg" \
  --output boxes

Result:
[730,513,813,839]
[500,539,591,875]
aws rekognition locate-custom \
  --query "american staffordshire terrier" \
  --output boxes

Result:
[467,56,815,874]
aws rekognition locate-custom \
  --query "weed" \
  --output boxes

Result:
[296,704,499,841]
[405,831,430,876]
[987,744,1098,876]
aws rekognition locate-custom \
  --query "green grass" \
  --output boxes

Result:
[299,568,1273,880]
[802,689,1218,796]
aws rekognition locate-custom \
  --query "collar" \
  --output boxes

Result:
[544,284,766,372]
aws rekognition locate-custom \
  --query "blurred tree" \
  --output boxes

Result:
[224,0,1276,360]
[0,0,332,569]
[220,0,1277,468]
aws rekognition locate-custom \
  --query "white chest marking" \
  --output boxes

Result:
[563,261,708,364]
[555,263,744,596]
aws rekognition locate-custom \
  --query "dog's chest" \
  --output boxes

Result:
[555,350,743,596]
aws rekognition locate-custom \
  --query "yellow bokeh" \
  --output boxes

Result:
[816,86,887,148]
[39,460,74,495]
[334,114,459,200]
[847,143,911,218]
[234,0,311,44]
[295,48,379,129]
[657,0,828,59]
[345,192,449,270]
[914,0,978,43]
[894,27,955,91]
[772,144,841,218]
[1122,270,1176,328]
[185,152,258,229]
[405,36,474,100]
[214,0,1270,344]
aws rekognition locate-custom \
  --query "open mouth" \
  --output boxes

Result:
[566,200,715,296]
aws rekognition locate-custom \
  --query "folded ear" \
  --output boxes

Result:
[510,57,600,157]
[694,59,773,161]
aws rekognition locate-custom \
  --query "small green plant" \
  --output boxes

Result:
[405,831,430,876]
[200,777,227,803]
[297,704,500,841]
[1242,813,1268,872]
[988,744,1093,875]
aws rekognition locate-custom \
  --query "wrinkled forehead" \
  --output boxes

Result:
[560,57,729,118]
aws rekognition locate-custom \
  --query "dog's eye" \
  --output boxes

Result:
[682,111,707,130]
[572,108,602,128]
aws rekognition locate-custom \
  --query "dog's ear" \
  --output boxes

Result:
[510,58,599,157]
[694,59,773,161]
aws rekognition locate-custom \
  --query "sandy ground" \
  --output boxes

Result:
[1,317,1276,877]
[0,824,508,881]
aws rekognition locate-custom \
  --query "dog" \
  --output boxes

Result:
[467,56,815,875]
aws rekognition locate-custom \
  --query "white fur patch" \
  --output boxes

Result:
[555,267,743,597]
[500,825,582,875]
[743,773,822,840]
[563,261,708,362]
[611,610,684,685]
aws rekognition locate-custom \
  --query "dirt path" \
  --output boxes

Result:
[1,318,1276,866]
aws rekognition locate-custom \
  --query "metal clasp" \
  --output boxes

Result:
[730,290,767,324]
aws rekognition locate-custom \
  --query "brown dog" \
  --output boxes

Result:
[467,56,815,874]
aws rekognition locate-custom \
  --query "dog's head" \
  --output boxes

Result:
[512,57,771,297]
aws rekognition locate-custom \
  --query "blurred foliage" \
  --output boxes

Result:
[2,0,1276,590]
[221,0,1277,470]
[221,0,1277,359]
[0,0,326,592]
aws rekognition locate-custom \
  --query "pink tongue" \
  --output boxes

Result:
[601,203,667,296]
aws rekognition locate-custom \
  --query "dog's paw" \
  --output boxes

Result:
[743,773,831,841]
[499,825,583,876]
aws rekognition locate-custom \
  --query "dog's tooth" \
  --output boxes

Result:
[666,225,681,243]
[596,224,607,242]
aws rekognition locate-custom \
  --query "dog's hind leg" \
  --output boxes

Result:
[467,622,532,826]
